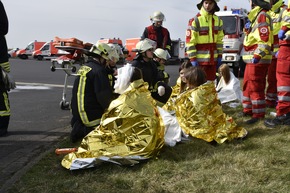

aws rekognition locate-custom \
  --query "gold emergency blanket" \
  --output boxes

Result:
[174,81,247,144]
[62,79,165,169]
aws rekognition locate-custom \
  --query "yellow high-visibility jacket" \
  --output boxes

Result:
[186,7,223,65]
[243,6,273,64]
[269,0,287,55]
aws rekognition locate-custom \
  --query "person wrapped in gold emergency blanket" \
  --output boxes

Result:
[62,64,164,170]
[173,67,247,144]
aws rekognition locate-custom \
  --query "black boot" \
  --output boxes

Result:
[0,116,9,137]
[264,113,290,128]
[70,120,87,143]
[245,117,261,124]
[0,128,8,137]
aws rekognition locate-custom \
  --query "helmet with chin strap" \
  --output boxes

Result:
[197,0,220,12]
[89,42,118,62]
[134,38,157,53]
[252,0,273,10]
[154,48,171,61]
[150,11,165,23]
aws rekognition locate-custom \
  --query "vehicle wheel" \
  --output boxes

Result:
[60,101,70,110]
[37,55,43,60]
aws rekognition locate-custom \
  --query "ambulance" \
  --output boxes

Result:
[16,40,46,59]
[215,7,248,77]
[32,41,69,60]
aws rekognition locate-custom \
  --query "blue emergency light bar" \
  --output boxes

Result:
[232,9,240,14]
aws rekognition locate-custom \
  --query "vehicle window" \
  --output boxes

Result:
[220,16,237,35]
[41,45,49,51]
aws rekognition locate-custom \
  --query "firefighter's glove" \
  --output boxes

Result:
[278,29,286,40]
[191,61,199,67]
[252,55,261,64]
[244,21,251,30]
[158,86,165,96]
[275,51,279,58]
[252,58,260,64]
[1,69,16,91]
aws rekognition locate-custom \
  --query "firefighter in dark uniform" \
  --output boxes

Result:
[0,1,10,137]
[141,11,172,51]
[153,48,171,84]
[131,38,172,107]
[70,42,119,143]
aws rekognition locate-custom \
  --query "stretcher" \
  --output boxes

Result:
[50,37,93,110]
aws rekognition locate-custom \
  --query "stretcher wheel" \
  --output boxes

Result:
[72,66,76,73]
[51,66,56,72]
[60,101,70,110]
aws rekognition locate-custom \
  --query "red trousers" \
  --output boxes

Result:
[266,58,277,107]
[200,65,216,81]
[242,63,269,118]
[276,45,290,116]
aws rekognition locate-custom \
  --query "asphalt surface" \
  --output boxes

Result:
[0,58,76,193]
[0,58,180,193]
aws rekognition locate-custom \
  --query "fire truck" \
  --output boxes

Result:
[216,7,248,77]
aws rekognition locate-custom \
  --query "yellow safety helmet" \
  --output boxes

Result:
[135,38,157,53]
[154,48,171,61]
[150,11,165,23]
[197,0,220,12]
[90,42,118,62]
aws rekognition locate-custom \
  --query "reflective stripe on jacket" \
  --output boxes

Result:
[243,7,273,64]
[270,0,287,55]
[279,7,290,45]
[186,7,223,65]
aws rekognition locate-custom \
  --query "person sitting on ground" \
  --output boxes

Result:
[163,60,192,112]
[61,64,165,170]
[70,42,119,143]
[131,38,172,106]
[216,64,242,104]
[174,66,247,144]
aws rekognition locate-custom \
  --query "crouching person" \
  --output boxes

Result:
[62,64,164,170]
[131,38,172,107]
[70,42,119,143]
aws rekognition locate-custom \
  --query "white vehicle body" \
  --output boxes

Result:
[216,8,248,77]
[167,38,186,65]
[32,41,69,60]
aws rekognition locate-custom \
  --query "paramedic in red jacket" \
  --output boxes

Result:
[141,11,172,52]
[241,0,273,124]
[264,1,290,127]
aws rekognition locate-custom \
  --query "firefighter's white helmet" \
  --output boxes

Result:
[154,48,171,61]
[150,11,165,23]
[107,43,123,62]
[135,38,157,53]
